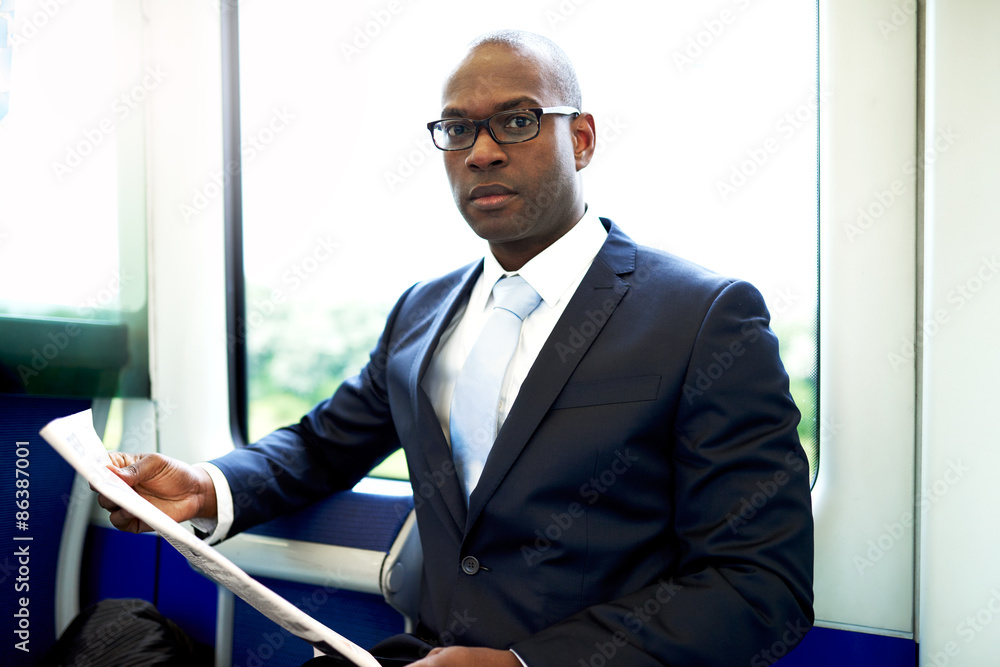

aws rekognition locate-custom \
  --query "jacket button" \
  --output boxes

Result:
[461,556,480,575]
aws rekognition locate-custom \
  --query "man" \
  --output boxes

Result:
[99,30,814,666]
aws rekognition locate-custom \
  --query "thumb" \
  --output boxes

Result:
[105,452,147,488]
[106,462,138,487]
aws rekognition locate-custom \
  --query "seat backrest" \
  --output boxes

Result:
[380,509,423,632]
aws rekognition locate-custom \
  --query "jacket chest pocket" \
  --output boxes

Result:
[551,375,660,410]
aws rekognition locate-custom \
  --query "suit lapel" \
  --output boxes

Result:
[408,260,482,532]
[465,220,637,532]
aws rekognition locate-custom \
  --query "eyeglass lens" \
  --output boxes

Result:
[434,110,540,150]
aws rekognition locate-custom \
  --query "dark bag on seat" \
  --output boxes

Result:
[42,598,211,667]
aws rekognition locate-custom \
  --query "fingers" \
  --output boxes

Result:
[96,452,157,532]
[411,647,448,665]
[106,451,135,467]
[107,507,131,531]
[108,507,150,533]
[96,493,119,513]
[106,451,141,477]
[411,647,519,666]
[95,453,137,517]
[99,493,146,533]
[96,452,207,528]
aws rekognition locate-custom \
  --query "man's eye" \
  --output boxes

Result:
[504,113,537,129]
[444,123,469,137]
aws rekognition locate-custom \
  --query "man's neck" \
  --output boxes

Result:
[488,205,587,271]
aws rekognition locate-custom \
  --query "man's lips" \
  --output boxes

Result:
[469,184,517,209]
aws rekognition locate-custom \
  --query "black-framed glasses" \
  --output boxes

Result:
[426,106,580,151]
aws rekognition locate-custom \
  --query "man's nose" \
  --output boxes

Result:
[465,129,508,170]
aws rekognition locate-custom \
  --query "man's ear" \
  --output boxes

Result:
[572,112,597,170]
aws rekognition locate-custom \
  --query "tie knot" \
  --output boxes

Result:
[491,275,541,321]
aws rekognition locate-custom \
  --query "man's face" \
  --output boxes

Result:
[439,44,592,269]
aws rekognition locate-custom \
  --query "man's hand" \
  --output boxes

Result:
[411,647,521,666]
[96,452,217,533]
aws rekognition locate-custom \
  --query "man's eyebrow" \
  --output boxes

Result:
[439,97,541,119]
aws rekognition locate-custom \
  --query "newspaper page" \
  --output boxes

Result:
[39,409,381,667]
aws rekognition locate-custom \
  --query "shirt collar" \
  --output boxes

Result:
[474,206,608,312]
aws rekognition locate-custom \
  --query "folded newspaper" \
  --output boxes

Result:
[40,409,381,667]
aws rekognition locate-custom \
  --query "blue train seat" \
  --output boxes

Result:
[0,395,92,663]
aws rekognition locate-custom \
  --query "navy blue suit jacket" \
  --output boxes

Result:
[212,219,814,666]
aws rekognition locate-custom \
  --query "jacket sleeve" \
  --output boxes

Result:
[208,286,415,537]
[511,280,815,667]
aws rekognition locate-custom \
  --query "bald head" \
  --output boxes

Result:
[435,30,596,270]
[456,30,583,111]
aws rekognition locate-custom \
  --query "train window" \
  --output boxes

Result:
[0,0,149,398]
[234,1,819,483]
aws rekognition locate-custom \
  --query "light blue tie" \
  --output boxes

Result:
[451,275,541,502]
